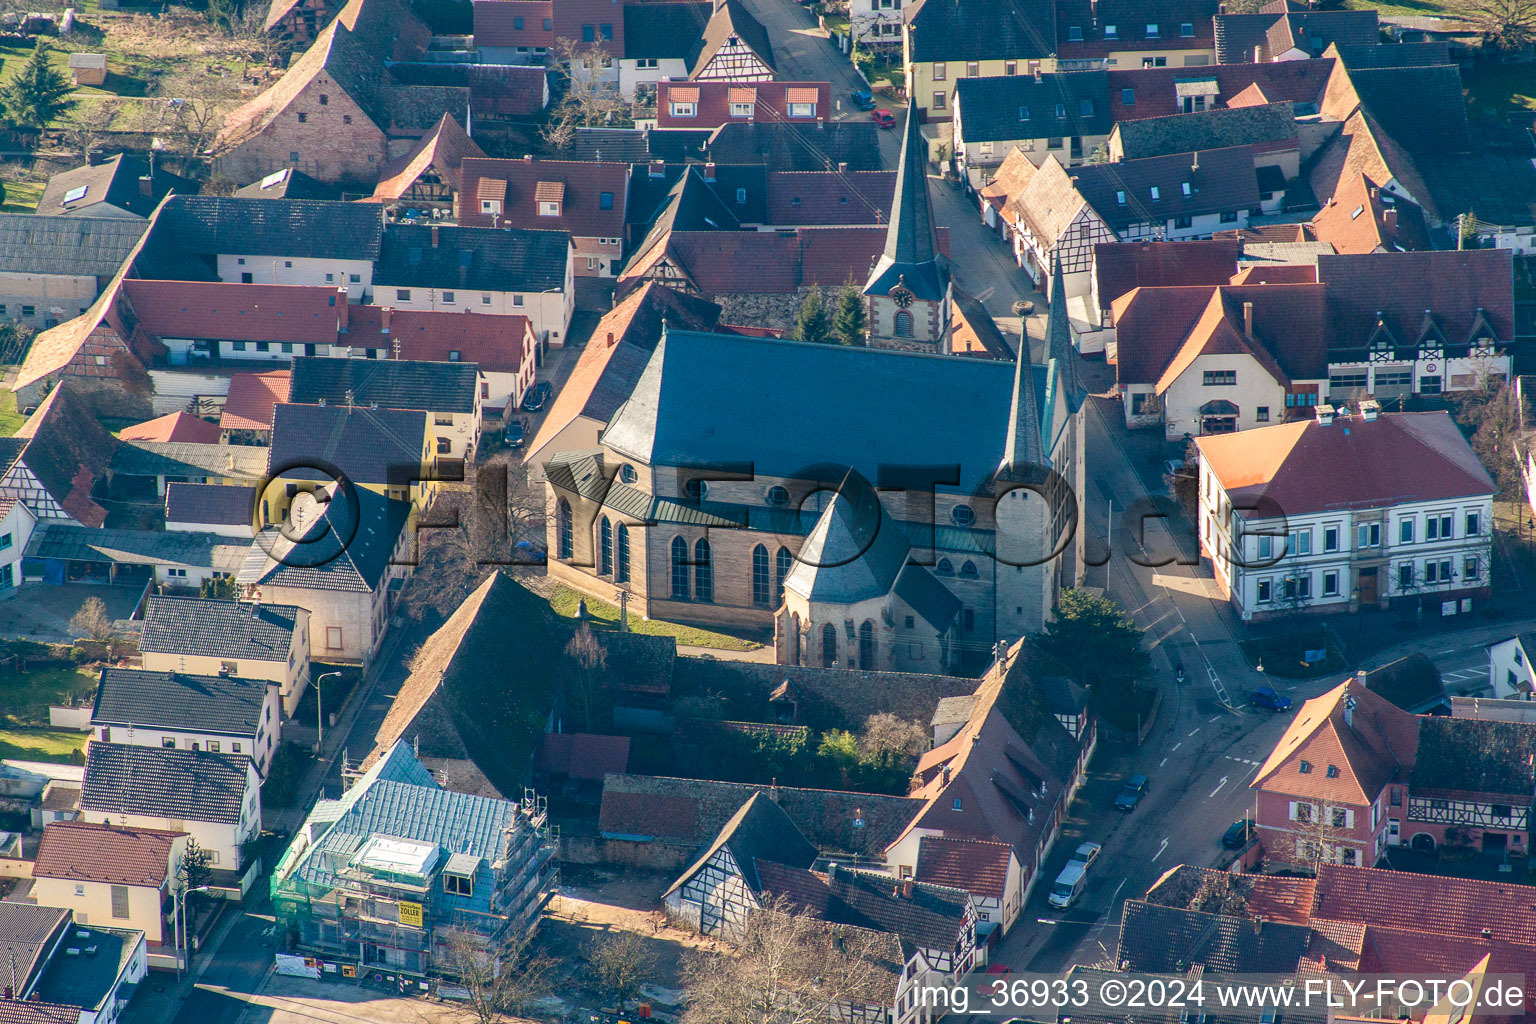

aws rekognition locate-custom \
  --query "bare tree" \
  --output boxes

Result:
[60,100,121,164]
[541,39,627,151]
[1470,0,1536,53]
[153,70,243,160]
[857,713,927,761]
[681,896,898,1024]
[1293,801,1354,872]
[564,623,608,732]
[438,927,557,1024]
[587,931,654,1012]
[69,597,113,641]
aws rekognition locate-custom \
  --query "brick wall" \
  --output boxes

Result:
[217,77,388,187]
[560,833,693,871]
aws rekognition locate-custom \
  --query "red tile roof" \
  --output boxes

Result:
[220,370,291,433]
[657,80,831,130]
[1317,248,1513,356]
[123,280,342,345]
[1309,170,1430,255]
[470,0,553,48]
[1093,239,1242,315]
[1107,58,1334,122]
[33,819,182,886]
[1109,285,1217,384]
[366,112,485,203]
[598,789,698,839]
[915,835,1012,899]
[535,732,630,781]
[119,411,221,444]
[344,306,534,374]
[458,156,629,238]
[1201,411,1494,522]
[767,170,893,226]
[1227,262,1317,285]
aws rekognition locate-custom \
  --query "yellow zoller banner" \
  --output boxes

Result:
[398,901,423,927]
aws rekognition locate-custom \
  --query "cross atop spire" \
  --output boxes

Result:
[864,110,948,301]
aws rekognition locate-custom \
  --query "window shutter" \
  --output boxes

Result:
[1289,801,1298,821]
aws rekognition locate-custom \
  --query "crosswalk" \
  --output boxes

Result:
[1225,755,1262,767]
[1441,663,1490,687]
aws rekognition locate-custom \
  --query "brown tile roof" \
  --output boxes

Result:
[13,383,117,528]
[344,306,534,374]
[1106,58,1334,122]
[1109,285,1218,385]
[366,113,485,203]
[979,146,1038,212]
[1092,239,1241,316]
[33,819,182,886]
[119,411,221,444]
[1316,864,1536,955]
[915,835,1012,898]
[123,280,343,345]
[1309,171,1430,255]
[1317,249,1512,359]
[656,80,831,130]
[220,370,291,433]
[1202,411,1494,523]
[535,733,630,781]
[599,788,699,840]
[458,157,629,237]
[0,1003,80,1024]
[766,171,893,226]
[950,287,1012,360]
[1227,262,1317,284]
[1154,288,1290,393]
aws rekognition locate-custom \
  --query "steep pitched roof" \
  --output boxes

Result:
[905,0,1055,63]
[783,487,912,607]
[234,167,340,201]
[1106,59,1335,122]
[1113,102,1297,162]
[0,214,145,278]
[1119,900,1313,973]
[147,196,384,263]
[93,667,272,737]
[33,820,182,887]
[1215,7,1376,63]
[1309,171,1430,254]
[1154,287,1293,394]
[35,154,194,219]
[458,156,628,238]
[119,410,221,444]
[623,1,712,59]
[81,742,251,824]
[344,306,533,375]
[367,113,486,203]
[1093,239,1242,315]
[686,0,774,78]
[767,170,892,226]
[1316,249,1513,359]
[238,483,411,593]
[219,370,291,433]
[123,280,342,346]
[1250,676,1418,805]
[1074,146,1261,232]
[12,383,116,528]
[289,356,479,414]
[663,791,819,897]
[954,71,1111,143]
[703,121,883,172]
[1359,654,1445,714]
[268,402,426,487]
[140,596,302,661]
[864,109,947,301]
[915,835,1011,899]
[821,866,971,951]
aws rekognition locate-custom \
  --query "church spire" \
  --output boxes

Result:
[864,110,948,301]
[1000,324,1044,474]
[1046,258,1083,412]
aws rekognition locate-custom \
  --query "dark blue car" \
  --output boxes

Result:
[1114,774,1149,811]
[1249,686,1294,711]
[851,90,876,110]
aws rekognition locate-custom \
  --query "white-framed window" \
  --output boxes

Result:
[1256,579,1272,602]
[1323,526,1338,552]
[1358,522,1380,548]
[1322,571,1338,596]
[788,101,815,117]
[1465,556,1480,580]
[670,101,696,117]
[1288,529,1310,556]
[1426,512,1453,540]
[539,200,561,216]
[326,626,342,649]
[1400,518,1415,543]
[730,101,752,117]
[480,199,501,215]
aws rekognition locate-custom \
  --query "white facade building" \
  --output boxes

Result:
[1487,634,1536,701]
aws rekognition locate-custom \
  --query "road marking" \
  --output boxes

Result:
[1151,837,1169,862]
[1225,755,1261,766]
[1188,727,1201,736]
[1159,757,1168,767]
[1036,918,1059,925]
[1437,649,1457,655]
[1209,716,1221,723]
[1209,776,1228,798]
[1171,742,1182,751]
[1189,631,1200,645]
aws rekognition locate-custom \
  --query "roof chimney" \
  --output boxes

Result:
[523,154,534,162]
[1254,44,1262,63]
[1382,208,1397,233]
[1359,399,1380,422]
[901,880,915,898]
[703,161,716,182]
[837,161,848,174]
[1242,300,1254,339]
[381,307,392,333]
[649,160,666,179]
[606,331,615,347]
[1089,0,1098,26]
[336,288,349,330]
[1033,66,1042,82]
[1315,403,1335,426]
[430,225,439,248]
[138,174,153,198]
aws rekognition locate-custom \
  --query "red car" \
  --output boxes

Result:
[872,109,896,128]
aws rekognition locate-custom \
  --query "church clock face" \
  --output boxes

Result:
[891,287,914,308]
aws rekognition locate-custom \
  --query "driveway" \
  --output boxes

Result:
[0,582,147,642]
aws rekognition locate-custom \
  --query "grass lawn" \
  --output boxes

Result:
[0,664,98,727]
[0,727,85,762]
[0,180,43,215]
[0,388,25,436]
[1466,62,1536,115]
[548,585,763,651]
[1341,0,1460,14]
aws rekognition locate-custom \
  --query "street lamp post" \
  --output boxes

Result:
[314,671,343,752]
[174,884,214,982]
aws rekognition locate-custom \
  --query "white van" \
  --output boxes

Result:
[1048,862,1087,910]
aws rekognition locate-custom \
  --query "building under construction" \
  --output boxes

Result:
[269,740,557,980]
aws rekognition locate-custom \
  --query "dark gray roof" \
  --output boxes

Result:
[0,214,145,279]
[823,866,970,952]
[627,167,743,270]
[892,562,960,631]
[1118,900,1312,972]
[35,154,195,219]
[289,356,479,414]
[237,483,412,593]
[140,596,303,661]
[663,791,818,897]
[602,330,1016,492]
[0,903,68,993]
[627,163,767,228]
[1347,63,1470,154]
[955,71,1111,143]
[1074,145,1260,230]
[92,667,271,737]
[373,222,568,293]
[905,0,1055,63]
[623,1,711,59]
[81,742,250,825]
[165,482,257,527]
[234,167,342,201]
[865,111,947,300]
[784,488,911,606]
[704,122,884,172]
[686,0,774,77]
[1114,102,1296,161]
[1333,41,1451,68]
[1361,653,1445,713]
[110,441,267,481]
[23,523,246,571]
[567,127,656,163]
[268,403,427,487]
[1046,259,1083,410]
[148,195,385,263]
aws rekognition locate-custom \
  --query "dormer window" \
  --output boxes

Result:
[536,180,565,217]
[1150,186,1161,200]
[1078,99,1093,116]
[1055,103,1066,118]
[444,872,473,896]
[1018,105,1029,121]
[1116,190,1126,205]
[1299,760,1312,774]
[448,350,461,361]
[1181,182,1192,197]
[1103,23,1116,38]
[1145,22,1159,37]
[1180,22,1194,37]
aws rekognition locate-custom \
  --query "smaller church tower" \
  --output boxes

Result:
[864,111,950,350]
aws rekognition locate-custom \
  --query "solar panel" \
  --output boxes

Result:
[62,185,88,204]
[260,170,287,189]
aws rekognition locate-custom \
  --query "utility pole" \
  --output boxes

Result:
[617,589,629,632]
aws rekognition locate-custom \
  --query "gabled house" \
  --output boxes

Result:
[165,483,258,539]
[0,498,35,596]
[119,411,220,444]
[662,791,819,936]
[1105,58,1335,121]
[362,113,486,216]
[344,306,539,416]
[1088,237,1242,332]
[618,2,712,102]
[1107,101,1300,188]
[237,483,413,667]
[656,80,829,130]
[138,597,310,715]
[952,71,1112,187]
[1487,633,1536,701]
[78,743,262,893]
[901,0,1055,123]
[91,667,282,776]
[0,214,145,330]
[1198,409,1494,622]
[287,356,482,459]
[0,384,117,527]
[685,0,775,82]
[34,154,193,220]
[1214,6,1378,64]
[30,821,186,958]
[913,836,1016,939]
[218,370,291,445]
[1305,171,1429,255]
[265,402,433,521]
[457,157,629,277]
[263,0,341,46]
[1054,0,1220,71]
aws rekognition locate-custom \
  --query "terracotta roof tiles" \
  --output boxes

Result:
[220,370,292,433]
[33,819,182,886]
[915,835,1012,898]
[120,411,221,444]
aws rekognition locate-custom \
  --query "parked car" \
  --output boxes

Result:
[520,381,553,413]
[1249,686,1294,711]
[851,89,876,110]
[1164,458,1190,478]
[872,109,896,129]
[1047,862,1087,909]
[504,419,526,450]
[1067,841,1101,869]
[1222,819,1256,849]
[1114,774,1149,812]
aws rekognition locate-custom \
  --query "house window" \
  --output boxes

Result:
[1299,760,1312,774]
[1067,24,1082,40]
[1398,563,1414,589]
[1174,215,1193,229]
[342,115,352,125]
[1289,530,1310,555]
[289,151,300,162]
[326,626,342,649]
[448,350,461,361]
[616,524,630,583]
[1400,518,1414,543]
[1143,56,1167,67]
[670,102,696,117]
[543,16,551,29]
[232,742,242,753]
[208,741,221,753]
[514,15,522,28]
[1220,211,1238,223]
[1202,370,1236,386]
[1256,579,1271,602]
[1465,556,1480,580]
[350,274,361,283]
[558,499,573,559]
[1323,571,1338,596]
[1255,407,1269,422]
[581,23,594,41]
[442,291,455,304]
[480,199,502,215]
[932,62,946,81]
[1427,513,1452,540]
[694,538,713,603]
[788,101,815,118]
[444,872,473,896]
[1048,137,1063,149]
[396,289,411,301]
[932,91,946,111]
[1104,23,1117,38]
[776,546,792,598]
[1324,527,1338,552]
[111,885,130,919]
[1358,523,1380,548]
[485,294,495,305]
[20,305,33,317]
[1145,22,1159,36]
[436,437,451,455]
[966,61,979,77]
[1122,88,1135,105]
[1181,22,1194,36]
[297,112,308,122]
[1005,61,1017,75]
[1466,511,1480,536]
[538,200,561,217]
[162,736,176,748]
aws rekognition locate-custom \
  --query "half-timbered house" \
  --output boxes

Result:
[0,382,117,528]
[363,114,485,217]
[662,791,819,936]
[687,0,776,83]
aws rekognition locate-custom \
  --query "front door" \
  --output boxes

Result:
[1358,567,1378,606]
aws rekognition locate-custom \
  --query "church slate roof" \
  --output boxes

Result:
[866,110,947,300]
[783,487,911,607]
